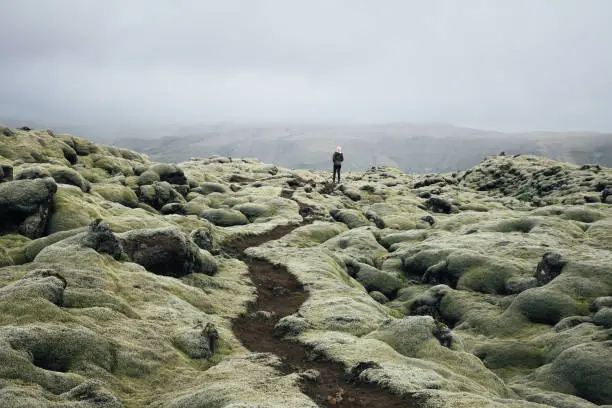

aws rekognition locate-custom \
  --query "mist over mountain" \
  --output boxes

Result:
[2,116,609,173]
[113,123,612,173]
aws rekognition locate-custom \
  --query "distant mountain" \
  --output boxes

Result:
[2,117,609,172]
[114,123,612,172]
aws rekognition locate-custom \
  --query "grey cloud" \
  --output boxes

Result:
[1,0,611,130]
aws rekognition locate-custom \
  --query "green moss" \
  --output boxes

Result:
[200,208,249,227]
[365,315,439,358]
[544,342,612,404]
[0,130,73,165]
[380,230,428,247]
[137,170,160,186]
[200,182,228,194]
[457,263,517,294]
[91,183,139,208]
[561,206,605,223]
[322,227,388,267]
[491,217,539,233]
[356,264,404,298]
[592,307,612,328]
[280,222,348,247]
[76,166,109,183]
[0,248,14,267]
[233,202,272,221]
[330,209,370,229]
[46,166,90,192]
[47,186,106,234]
[472,341,545,371]
[510,287,579,325]
[24,228,86,261]
[92,154,135,176]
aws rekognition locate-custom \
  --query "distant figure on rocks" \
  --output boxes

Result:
[332,145,344,183]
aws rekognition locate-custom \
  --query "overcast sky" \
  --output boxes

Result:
[1,0,612,131]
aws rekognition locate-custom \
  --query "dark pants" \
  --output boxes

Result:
[333,165,341,183]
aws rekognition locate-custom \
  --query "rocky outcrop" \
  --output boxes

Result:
[137,181,185,210]
[119,227,217,277]
[0,178,57,238]
[0,163,13,182]
[535,252,567,285]
[150,163,187,185]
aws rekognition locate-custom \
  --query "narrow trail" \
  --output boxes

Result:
[229,223,418,408]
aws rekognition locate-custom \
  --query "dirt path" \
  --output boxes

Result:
[229,223,418,408]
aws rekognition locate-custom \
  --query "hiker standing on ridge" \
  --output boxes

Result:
[332,145,344,183]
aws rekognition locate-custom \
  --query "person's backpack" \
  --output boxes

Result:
[333,152,344,166]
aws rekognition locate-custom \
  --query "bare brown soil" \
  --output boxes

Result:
[229,225,418,408]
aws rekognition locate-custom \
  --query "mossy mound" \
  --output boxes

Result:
[136,170,160,185]
[233,202,272,222]
[150,163,187,185]
[47,185,106,233]
[200,208,249,227]
[279,222,348,248]
[330,209,370,229]
[593,307,612,328]
[91,183,139,207]
[322,227,388,267]
[0,129,79,166]
[508,287,580,325]
[14,166,51,180]
[531,342,612,404]
[0,248,14,267]
[355,263,403,298]
[137,181,185,210]
[365,316,441,357]
[0,178,57,239]
[459,155,611,205]
[119,227,217,277]
[200,182,228,194]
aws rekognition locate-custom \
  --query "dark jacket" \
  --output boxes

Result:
[332,152,344,166]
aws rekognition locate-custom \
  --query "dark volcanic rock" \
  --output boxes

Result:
[80,219,123,260]
[172,184,191,197]
[60,142,78,165]
[1,126,14,136]
[190,227,215,252]
[421,215,436,226]
[432,321,453,348]
[161,202,187,215]
[414,177,445,188]
[137,181,185,210]
[119,227,215,277]
[0,178,57,238]
[347,361,382,382]
[0,163,13,182]
[424,196,454,214]
[535,252,567,285]
[601,185,612,204]
[150,163,187,185]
